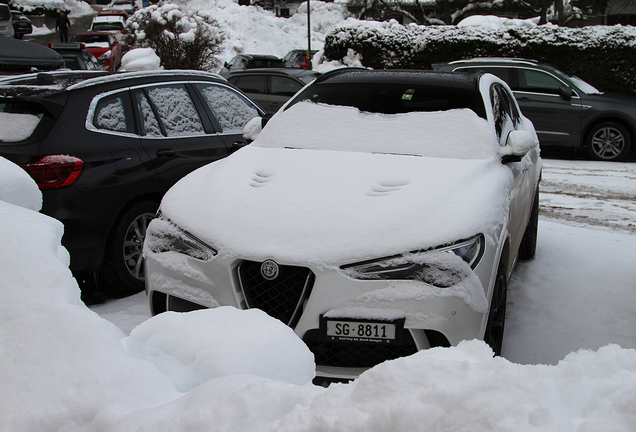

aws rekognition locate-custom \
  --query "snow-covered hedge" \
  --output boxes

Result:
[323,23,636,95]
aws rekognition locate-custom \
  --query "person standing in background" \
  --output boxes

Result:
[55,11,70,42]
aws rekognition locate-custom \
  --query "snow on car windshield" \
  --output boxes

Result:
[255,101,499,160]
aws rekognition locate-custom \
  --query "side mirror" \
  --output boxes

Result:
[501,130,536,163]
[559,85,573,101]
[223,62,230,69]
[242,113,274,142]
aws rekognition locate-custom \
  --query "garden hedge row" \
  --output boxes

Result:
[323,23,636,95]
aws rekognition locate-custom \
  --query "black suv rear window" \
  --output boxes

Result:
[288,83,487,118]
[0,101,47,143]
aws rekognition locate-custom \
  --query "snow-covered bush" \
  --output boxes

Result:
[323,23,636,95]
[122,3,225,71]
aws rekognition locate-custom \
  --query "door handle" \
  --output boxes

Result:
[230,141,247,153]
[156,148,176,159]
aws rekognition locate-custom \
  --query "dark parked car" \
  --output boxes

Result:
[48,42,105,70]
[434,58,636,161]
[11,10,32,39]
[0,37,64,74]
[226,68,320,112]
[219,54,285,77]
[71,33,123,71]
[282,49,317,68]
[0,70,265,298]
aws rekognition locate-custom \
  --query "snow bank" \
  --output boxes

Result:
[0,156,41,211]
[121,47,163,71]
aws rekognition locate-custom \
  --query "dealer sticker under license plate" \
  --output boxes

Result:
[324,319,398,344]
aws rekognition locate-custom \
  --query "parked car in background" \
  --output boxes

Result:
[48,42,106,70]
[71,33,122,71]
[103,0,138,16]
[434,57,636,161]
[11,10,32,39]
[0,4,13,38]
[144,69,541,382]
[282,49,317,68]
[0,70,265,299]
[219,54,285,77]
[226,68,320,112]
[0,37,64,74]
[97,9,129,21]
[88,15,126,33]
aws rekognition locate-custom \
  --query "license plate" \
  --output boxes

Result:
[320,316,405,345]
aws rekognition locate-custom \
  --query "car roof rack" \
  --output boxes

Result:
[313,67,368,83]
[449,57,539,65]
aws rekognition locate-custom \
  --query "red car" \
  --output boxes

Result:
[70,32,122,71]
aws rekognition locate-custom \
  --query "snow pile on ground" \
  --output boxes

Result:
[0,156,41,211]
[182,0,352,65]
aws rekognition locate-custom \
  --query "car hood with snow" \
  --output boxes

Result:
[159,102,515,266]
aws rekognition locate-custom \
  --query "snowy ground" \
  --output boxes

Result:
[91,155,636,367]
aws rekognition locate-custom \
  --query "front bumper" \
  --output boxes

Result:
[145,235,500,379]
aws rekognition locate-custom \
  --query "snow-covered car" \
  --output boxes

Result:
[102,0,138,16]
[144,69,542,381]
[88,15,126,34]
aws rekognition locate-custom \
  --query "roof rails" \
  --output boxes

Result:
[314,66,368,83]
[449,57,539,65]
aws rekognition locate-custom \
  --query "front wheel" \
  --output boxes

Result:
[102,201,158,295]
[484,266,507,356]
[585,122,631,162]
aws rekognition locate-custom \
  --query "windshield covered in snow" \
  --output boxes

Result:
[287,82,488,118]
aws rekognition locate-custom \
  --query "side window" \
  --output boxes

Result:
[517,69,563,95]
[458,67,511,85]
[196,84,260,134]
[490,84,515,145]
[94,92,134,133]
[498,86,521,126]
[233,75,267,94]
[271,76,302,96]
[134,91,163,137]
[145,84,205,137]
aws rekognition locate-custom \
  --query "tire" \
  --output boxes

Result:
[484,265,507,356]
[585,122,631,162]
[102,201,158,295]
[518,186,539,260]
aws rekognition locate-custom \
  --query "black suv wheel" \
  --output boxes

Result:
[102,201,158,295]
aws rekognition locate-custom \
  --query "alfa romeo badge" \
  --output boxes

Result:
[260,260,279,280]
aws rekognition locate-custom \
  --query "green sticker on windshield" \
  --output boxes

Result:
[402,89,415,100]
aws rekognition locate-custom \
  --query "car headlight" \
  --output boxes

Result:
[98,51,111,60]
[144,215,216,261]
[340,234,484,288]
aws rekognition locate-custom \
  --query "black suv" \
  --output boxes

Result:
[434,58,636,161]
[0,70,264,298]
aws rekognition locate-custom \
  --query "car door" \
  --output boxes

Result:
[131,82,231,188]
[192,82,263,151]
[510,67,582,147]
[227,75,268,112]
[268,75,304,112]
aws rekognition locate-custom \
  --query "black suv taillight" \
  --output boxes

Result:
[21,155,84,190]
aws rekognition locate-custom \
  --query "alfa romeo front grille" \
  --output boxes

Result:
[237,260,315,328]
